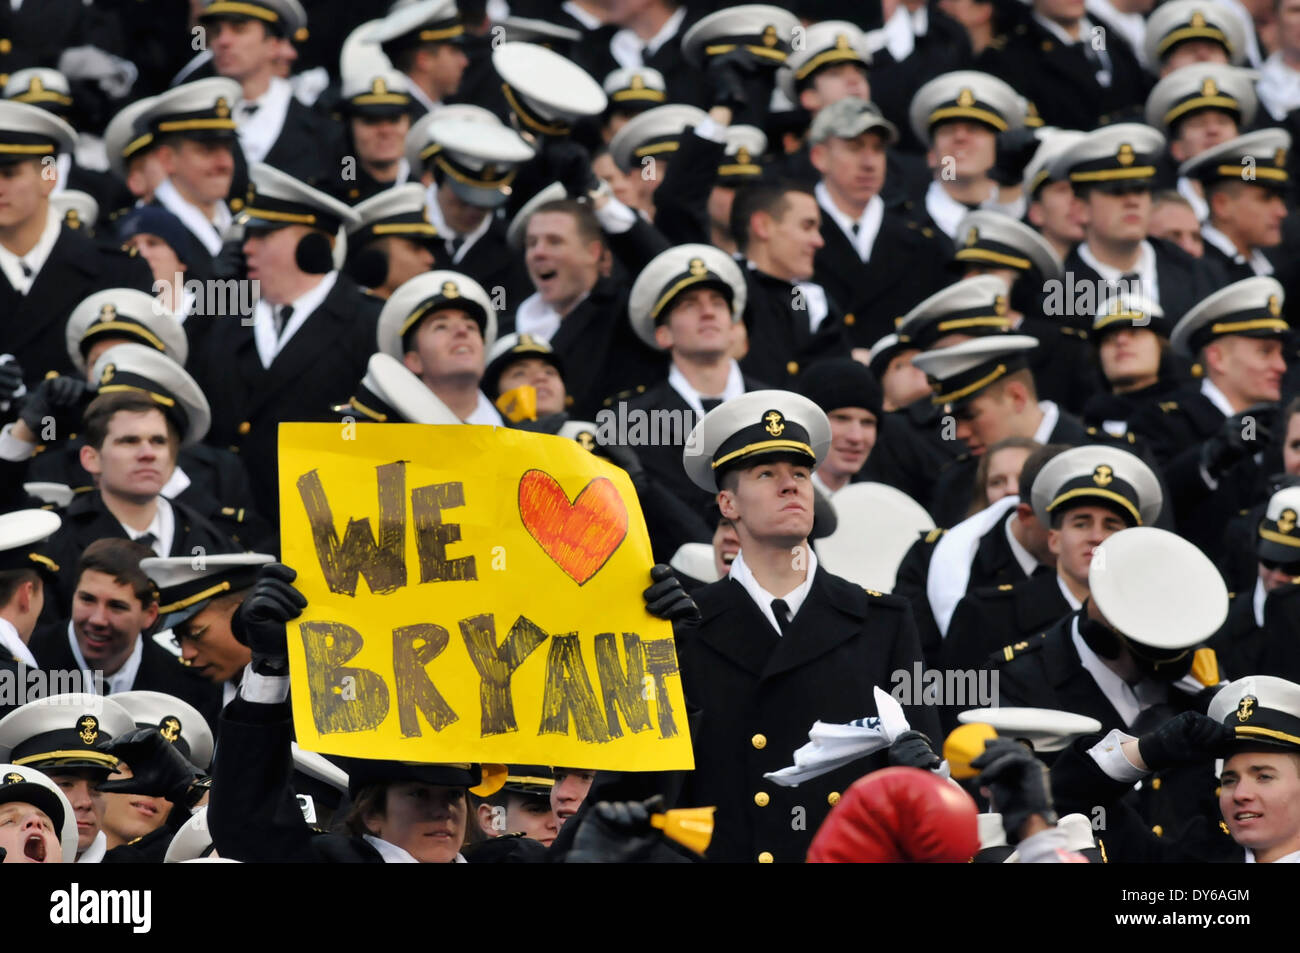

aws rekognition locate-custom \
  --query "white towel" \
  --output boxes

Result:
[927,495,1019,637]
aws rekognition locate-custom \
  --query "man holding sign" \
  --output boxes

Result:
[674,391,940,863]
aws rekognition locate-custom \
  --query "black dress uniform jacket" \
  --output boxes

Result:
[28,623,222,730]
[860,399,964,513]
[452,215,534,315]
[813,208,953,348]
[4,224,155,388]
[249,97,346,189]
[891,527,947,668]
[673,568,941,863]
[1061,237,1226,331]
[738,269,851,390]
[573,15,709,110]
[941,571,1070,691]
[187,274,380,517]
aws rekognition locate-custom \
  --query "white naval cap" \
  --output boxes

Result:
[718,124,768,183]
[4,68,72,111]
[908,70,1024,146]
[66,288,187,374]
[911,334,1038,406]
[419,117,535,209]
[1144,63,1258,133]
[0,693,136,772]
[498,15,582,47]
[1090,291,1166,339]
[0,509,61,577]
[0,100,76,165]
[506,180,566,250]
[141,553,276,631]
[51,190,98,232]
[1022,128,1087,197]
[377,270,497,359]
[952,209,1063,280]
[334,351,461,425]
[21,483,74,509]
[238,161,361,235]
[603,66,668,109]
[808,96,898,146]
[1178,127,1290,189]
[896,274,1012,349]
[199,0,309,41]
[628,244,747,350]
[346,183,439,249]
[90,343,211,447]
[104,95,157,179]
[338,67,413,117]
[1030,444,1164,528]
[0,764,77,862]
[682,389,832,492]
[138,77,241,147]
[1168,275,1287,358]
[778,20,872,105]
[957,708,1104,752]
[1208,675,1300,751]
[1255,485,1300,564]
[608,103,708,174]
[813,482,935,593]
[680,4,802,70]
[670,542,722,585]
[164,806,214,863]
[369,0,462,49]
[493,42,607,135]
[111,690,214,771]
[1088,526,1229,650]
[484,332,564,396]
[1144,0,1248,70]
[1049,123,1166,188]
[404,103,502,173]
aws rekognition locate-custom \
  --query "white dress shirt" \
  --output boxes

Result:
[67,621,145,696]
[1070,616,1167,728]
[815,182,884,262]
[0,617,37,668]
[923,181,975,241]
[667,360,745,419]
[463,391,504,425]
[77,830,108,863]
[610,6,686,69]
[1057,575,1083,611]
[1246,847,1300,863]
[253,271,337,368]
[121,497,175,558]
[0,205,62,294]
[1033,400,1062,444]
[1200,377,1236,418]
[512,292,563,342]
[363,833,467,862]
[1202,222,1274,276]
[1004,516,1040,579]
[154,177,231,256]
[236,76,293,165]
[1085,0,1149,68]
[1077,239,1160,308]
[727,547,819,638]
[425,186,494,264]
[1253,576,1267,628]
[1176,176,1209,222]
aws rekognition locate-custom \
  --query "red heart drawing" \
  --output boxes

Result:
[518,469,628,585]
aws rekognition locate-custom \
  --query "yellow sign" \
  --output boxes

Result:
[278,423,694,771]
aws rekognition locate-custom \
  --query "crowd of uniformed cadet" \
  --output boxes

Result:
[3,0,1300,865]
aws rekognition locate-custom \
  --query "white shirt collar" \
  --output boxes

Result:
[513,291,563,343]
[1070,615,1165,729]
[1176,176,1209,222]
[1077,239,1159,305]
[924,181,973,241]
[814,181,884,261]
[66,619,145,695]
[1057,574,1083,611]
[160,465,192,500]
[1085,0,1147,65]
[1200,377,1237,418]
[1033,399,1061,444]
[362,833,466,862]
[425,186,494,262]
[1004,515,1040,578]
[120,496,174,558]
[727,547,819,638]
[1033,12,1091,45]
[1256,52,1300,122]
[1245,846,1300,863]
[1253,576,1267,628]
[254,271,338,369]
[1202,222,1274,276]
[154,178,230,256]
[667,360,745,418]
[236,76,293,166]
[463,391,504,426]
[0,205,62,295]
[562,1,603,30]
[77,830,107,863]
[610,6,687,69]
[0,616,36,668]
[880,5,917,61]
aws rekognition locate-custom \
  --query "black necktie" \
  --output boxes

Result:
[274,304,294,339]
[135,532,158,553]
[241,102,259,117]
[447,236,464,258]
[700,398,723,414]
[771,598,792,636]
[19,261,31,278]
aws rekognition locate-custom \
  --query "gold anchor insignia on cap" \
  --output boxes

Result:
[957,88,976,108]
[518,333,536,348]
[1269,294,1282,317]
[1191,10,1207,27]
[3,771,23,784]
[1201,77,1219,97]
[372,78,388,95]
[630,74,645,90]
[99,363,115,386]
[1276,147,1287,168]
[1093,464,1114,487]
[78,715,99,745]
[1237,694,1256,722]
[1279,509,1297,534]
[442,281,460,298]
[994,294,1008,317]
[97,304,117,323]
[30,77,44,95]
[689,257,708,278]
[762,24,778,47]
[159,716,182,743]
[215,97,230,118]
[736,146,751,164]
[764,410,785,436]
[575,431,595,450]
[1117,143,1135,166]
[965,226,979,247]
[835,33,851,50]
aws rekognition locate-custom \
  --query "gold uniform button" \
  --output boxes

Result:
[237,421,252,435]
[1152,825,1164,837]
[757,851,774,864]
[844,313,855,326]
[0,39,11,54]
[1150,777,1161,790]
[754,792,770,807]
[751,733,767,750]
[786,361,799,376]
[828,791,841,806]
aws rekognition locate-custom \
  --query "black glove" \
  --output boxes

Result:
[972,738,1057,843]
[1201,402,1276,480]
[0,357,24,405]
[1137,711,1236,771]
[565,795,663,863]
[643,564,700,622]
[705,48,761,111]
[888,730,941,771]
[18,374,89,438]
[97,728,205,807]
[210,237,247,281]
[988,127,1043,187]
[231,562,307,674]
[544,138,599,198]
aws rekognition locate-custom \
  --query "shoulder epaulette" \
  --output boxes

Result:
[995,583,1015,593]
[1158,401,1179,413]
[924,527,945,544]
[219,506,246,523]
[999,633,1046,663]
